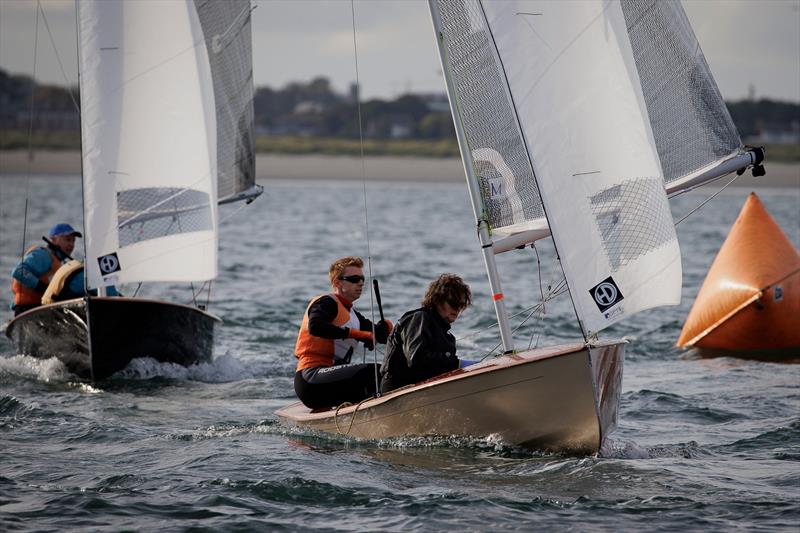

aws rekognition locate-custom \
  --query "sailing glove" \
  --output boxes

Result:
[374,319,393,344]
[348,328,375,350]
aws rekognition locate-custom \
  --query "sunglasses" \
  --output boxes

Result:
[339,275,366,283]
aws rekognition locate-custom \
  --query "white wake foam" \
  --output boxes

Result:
[113,353,254,382]
[0,354,73,382]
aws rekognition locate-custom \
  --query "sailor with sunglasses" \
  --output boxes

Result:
[293,256,392,409]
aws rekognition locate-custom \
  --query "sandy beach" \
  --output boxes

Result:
[1,149,797,188]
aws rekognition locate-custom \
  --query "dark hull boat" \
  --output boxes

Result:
[5,297,219,380]
[2,0,260,381]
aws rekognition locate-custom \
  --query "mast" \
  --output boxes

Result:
[429,0,515,354]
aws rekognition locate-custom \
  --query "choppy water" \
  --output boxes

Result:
[1,173,798,531]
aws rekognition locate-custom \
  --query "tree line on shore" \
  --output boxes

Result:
[1,68,797,160]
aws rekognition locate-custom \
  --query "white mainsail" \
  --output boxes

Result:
[431,0,725,336]
[78,0,255,290]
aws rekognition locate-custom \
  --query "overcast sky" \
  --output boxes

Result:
[0,0,798,102]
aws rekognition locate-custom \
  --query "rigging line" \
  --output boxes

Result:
[174,201,199,308]
[38,1,79,113]
[218,199,250,224]
[673,172,740,227]
[350,0,381,393]
[456,277,568,343]
[528,243,545,350]
[75,0,89,296]
[21,1,42,261]
[479,290,564,360]
[473,279,571,361]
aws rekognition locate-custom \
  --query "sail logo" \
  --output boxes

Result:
[98,253,121,275]
[589,276,624,312]
[487,178,504,199]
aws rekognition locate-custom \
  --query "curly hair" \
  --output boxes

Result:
[328,256,364,285]
[421,273,472,310]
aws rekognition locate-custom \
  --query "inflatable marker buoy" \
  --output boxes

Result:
[677,192,800,352]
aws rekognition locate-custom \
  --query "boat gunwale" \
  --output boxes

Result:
[276,338,625,421]
[5,295,221,335]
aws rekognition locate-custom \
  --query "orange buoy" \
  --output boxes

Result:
[677,192,800,352]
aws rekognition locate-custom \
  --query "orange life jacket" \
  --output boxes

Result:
[12,245,62,307]
[295,293,360,372]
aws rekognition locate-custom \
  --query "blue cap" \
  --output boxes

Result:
[48,223,82,238]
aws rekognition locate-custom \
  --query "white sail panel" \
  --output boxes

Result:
[432,0,546,239]
[480,0,681,334]
[192,0,257,202]
[78,0,217,289]
[621,0,742,193]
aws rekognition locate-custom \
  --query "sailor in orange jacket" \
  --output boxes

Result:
[294,256,392,409]
[10,223,81,316]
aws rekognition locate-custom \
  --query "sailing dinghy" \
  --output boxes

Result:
[276,0,765,453]
[677,192,799,355]
[5,0,261,380]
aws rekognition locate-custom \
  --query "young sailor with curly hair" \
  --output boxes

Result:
[380,273,473,394]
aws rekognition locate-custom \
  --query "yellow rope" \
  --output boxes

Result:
[333,397,370,436]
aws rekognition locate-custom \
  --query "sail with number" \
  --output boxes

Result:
[77,0,257,290]
[430,0,754,336]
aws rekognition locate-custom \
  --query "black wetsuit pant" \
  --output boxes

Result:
[294,363,380,409]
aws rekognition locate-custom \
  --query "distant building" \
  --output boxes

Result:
[417,92,450,113]
[745,120,800,145]
[262,114,321,137]
[294,100,326,114]
[12,110,79,131]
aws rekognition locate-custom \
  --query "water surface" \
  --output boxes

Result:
[1,174,798,531]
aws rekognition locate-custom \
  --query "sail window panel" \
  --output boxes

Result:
[193,0,256,201]
[117,188,213,247]
[621,0,741,187]
[436,0,545,232]
[589,178,675,270]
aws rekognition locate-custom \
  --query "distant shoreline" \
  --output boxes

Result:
[1,150,798,187]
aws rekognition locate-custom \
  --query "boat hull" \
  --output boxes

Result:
[275,341,624,454]
[4,297,220,380]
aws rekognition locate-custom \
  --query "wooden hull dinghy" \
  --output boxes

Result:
[4,297,219,380]
[276,341,624,454]
[276,0,764,453]
[677,192,800,355]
